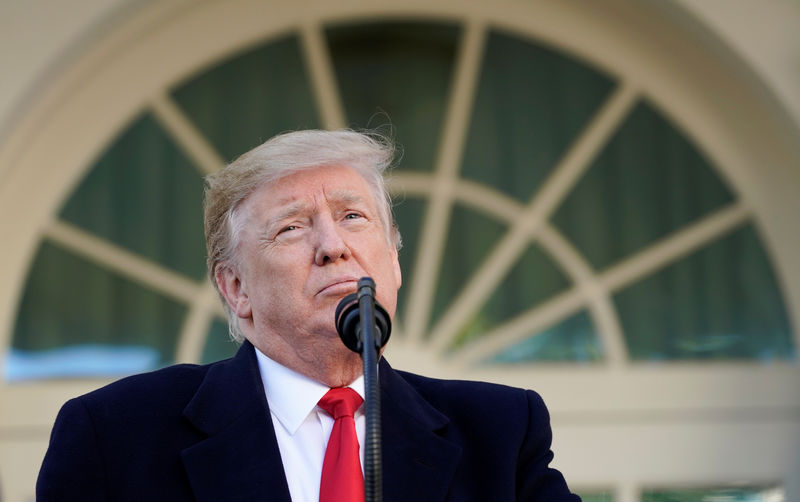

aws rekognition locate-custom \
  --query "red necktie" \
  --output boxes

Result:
[318,388,364,502]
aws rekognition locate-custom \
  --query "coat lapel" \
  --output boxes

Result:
[380,359,462,502]
[181,341,291,502]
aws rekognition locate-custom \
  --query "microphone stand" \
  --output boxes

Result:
[336,278,390,502]
[355,278,382,502]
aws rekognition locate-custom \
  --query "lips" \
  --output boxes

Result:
[317,278,358,297]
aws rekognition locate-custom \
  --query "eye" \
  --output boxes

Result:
[344,212,363,220]
[278,225,298,234]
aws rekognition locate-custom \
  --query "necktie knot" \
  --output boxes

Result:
[318,387,362,419]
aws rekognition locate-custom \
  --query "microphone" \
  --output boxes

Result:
[334,277,388,502]
[335,278,392,354]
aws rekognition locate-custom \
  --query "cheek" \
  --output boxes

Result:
[247,255,304,307]
[250,273,303,322]
[374,250,401,312]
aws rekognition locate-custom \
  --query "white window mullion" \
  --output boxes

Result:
[538,223,629,367]
[299,21,347,130]
[428,83,638,352]
[174,280,225,364]
[403,19,488,344]
[149,92,226,174]
[45,219,201,305]
[600,202,751,293]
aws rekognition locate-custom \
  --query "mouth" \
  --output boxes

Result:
[317,278,358,297]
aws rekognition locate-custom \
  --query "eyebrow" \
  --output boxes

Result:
[325,190,366,207]
[271,200,312,225]
[267,190,368,227]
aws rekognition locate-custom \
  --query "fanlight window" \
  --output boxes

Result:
[6,21,794,380]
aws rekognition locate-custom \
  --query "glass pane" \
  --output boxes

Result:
[431,204,507,332]
[60,112,207,281]
[201,318,240,364]
[8,241,186,379]
[455,242,572,349]
[5,345,162,381]
[327,22,460,172]
[461,30,614,202]
[552,101,735,271]
[486,310,601,363]
[615,224,795,361]
[643,486,784,502]
[392,196,427,322]
[172,34,319,161]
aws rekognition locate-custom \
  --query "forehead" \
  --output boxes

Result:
[248,164,375,213]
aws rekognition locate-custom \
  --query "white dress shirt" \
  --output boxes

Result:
[255,346,365,502]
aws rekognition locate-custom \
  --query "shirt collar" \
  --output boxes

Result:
[254,345,365,435]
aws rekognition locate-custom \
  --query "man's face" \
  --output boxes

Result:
[224,164,401,373]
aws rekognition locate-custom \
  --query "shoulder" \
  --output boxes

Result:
[65,361,218,423]
[394,367,544,405]
[383,365,564,492]
[39,360,235,499]
[391,367,548,428]
[86,362,210,401]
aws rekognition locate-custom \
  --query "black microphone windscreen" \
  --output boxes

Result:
[335,291,392,354]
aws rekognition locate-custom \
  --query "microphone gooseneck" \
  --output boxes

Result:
[334,277,389,502]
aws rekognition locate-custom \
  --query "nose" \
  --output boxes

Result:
[314,216,352,265]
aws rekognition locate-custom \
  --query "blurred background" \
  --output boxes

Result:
[1,0,799,501]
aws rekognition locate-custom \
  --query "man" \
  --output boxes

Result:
[37,129,580,501]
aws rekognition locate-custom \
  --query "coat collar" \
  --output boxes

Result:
[180,342,462,502]
[181,340,292,502]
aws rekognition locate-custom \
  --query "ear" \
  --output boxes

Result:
[391,245,402,289]
[215,264,252,319]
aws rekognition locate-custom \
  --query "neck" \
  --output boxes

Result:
[247,333,363,388]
